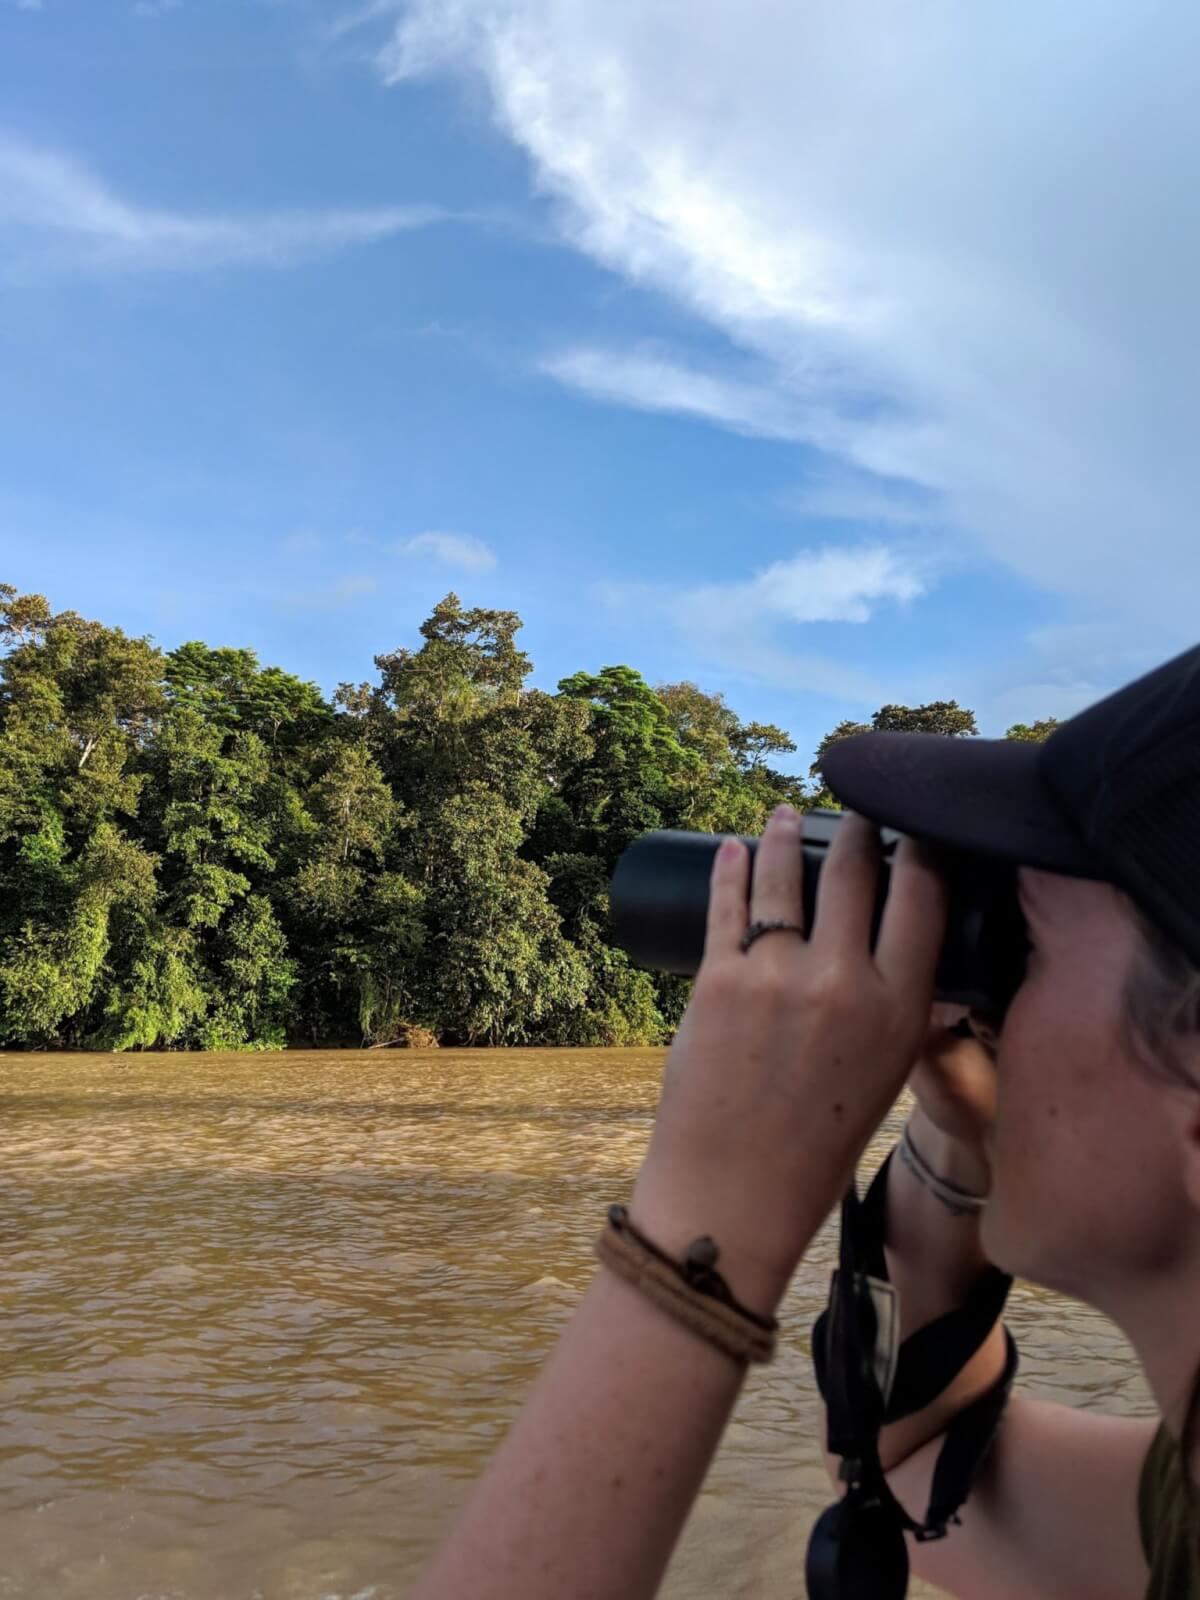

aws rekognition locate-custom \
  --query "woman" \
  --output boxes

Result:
[408,644,1200,1600]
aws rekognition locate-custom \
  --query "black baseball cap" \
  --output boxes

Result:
[822,644,1200,967]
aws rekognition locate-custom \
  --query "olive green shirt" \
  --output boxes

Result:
[1139,1422,1200,1600]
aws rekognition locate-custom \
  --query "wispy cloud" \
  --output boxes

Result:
[379,0,1200,650]
[965,620,1170,735]
[779,468,946,529]
[133,0,181,16]
[0,136,449,274]
[540,343,941,490]
[326,0,405,43]
[278,528,497,572]
[282,575,377,611]
[541,346,824,446]
[396,531,498,572]
[600,541,927,698]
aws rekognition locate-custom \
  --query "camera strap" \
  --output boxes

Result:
[816,1150,1015,1423]
[806,1154,1019,1598]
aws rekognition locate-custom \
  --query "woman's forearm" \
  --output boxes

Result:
[406,1264,757,1600]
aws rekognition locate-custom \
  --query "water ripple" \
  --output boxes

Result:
[0,1050,1150,1599]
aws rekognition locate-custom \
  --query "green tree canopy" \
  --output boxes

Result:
[809,701,980,807]
[1005,718,1061,742]
[0,580,1057,1052]
[870,701,979,737]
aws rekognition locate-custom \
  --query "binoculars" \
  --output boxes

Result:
[609,810,1029,1020]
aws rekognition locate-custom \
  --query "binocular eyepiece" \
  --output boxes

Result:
[609,810,1029,1020]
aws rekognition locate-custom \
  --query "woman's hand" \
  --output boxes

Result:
[630,803,948,1315]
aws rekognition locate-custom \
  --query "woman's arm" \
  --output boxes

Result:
[408,809,947,1600]
[406,1250,784,1600]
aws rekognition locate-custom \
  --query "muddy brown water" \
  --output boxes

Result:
[0,1050,1151,1598]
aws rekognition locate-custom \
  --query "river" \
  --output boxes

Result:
[0,1050,1151,1599]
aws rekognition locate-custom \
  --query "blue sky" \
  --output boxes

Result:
[3,1,1198,776]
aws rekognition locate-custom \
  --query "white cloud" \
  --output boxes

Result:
[396,531,498,572]
[712,544,925,626]
[599,541,926,698]
[379,0,1200,649]
[541,345,835,448]
[0,136,448,273]
[133,0,180,16]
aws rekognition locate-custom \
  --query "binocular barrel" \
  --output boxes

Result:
[609,811,1027,1016]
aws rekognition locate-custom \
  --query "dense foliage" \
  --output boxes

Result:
[0,584,1057,1050]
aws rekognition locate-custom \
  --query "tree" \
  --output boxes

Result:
[373,592,530,726]
[198,893,297,1050]
[0,822,157,1045]
[0,587,163,841]
[808,719,872,808]
[554,666,699,861]
[133,707,294,1048]
[0,588,165,1044]
[809,702,978,809]
[369,593,540,833]
[142,707,275,931]
[657,682,803,833]
[285,740,422,1046]
[408,782,588,1046]
[305,741,397,869]
[89,921,207,1052]
[1005,718,1060,743]
[871,701,979,738]
[166,642,330,774]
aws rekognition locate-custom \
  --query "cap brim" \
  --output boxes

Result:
[822,732,1105,878]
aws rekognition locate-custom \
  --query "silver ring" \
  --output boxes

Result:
[740,919,805,953]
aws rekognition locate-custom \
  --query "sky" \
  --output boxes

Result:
[3,0,1199,776]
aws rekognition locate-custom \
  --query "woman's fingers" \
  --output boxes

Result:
[704,835,751,959]
[747,804,805,933]
[875,834,949,995]
[810,811,881,954]
[706,814,948,1000]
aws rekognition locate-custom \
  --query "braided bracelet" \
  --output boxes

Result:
[594,1205,778,1366]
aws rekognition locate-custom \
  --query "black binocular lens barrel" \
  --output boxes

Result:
[609,812,1027,1017]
